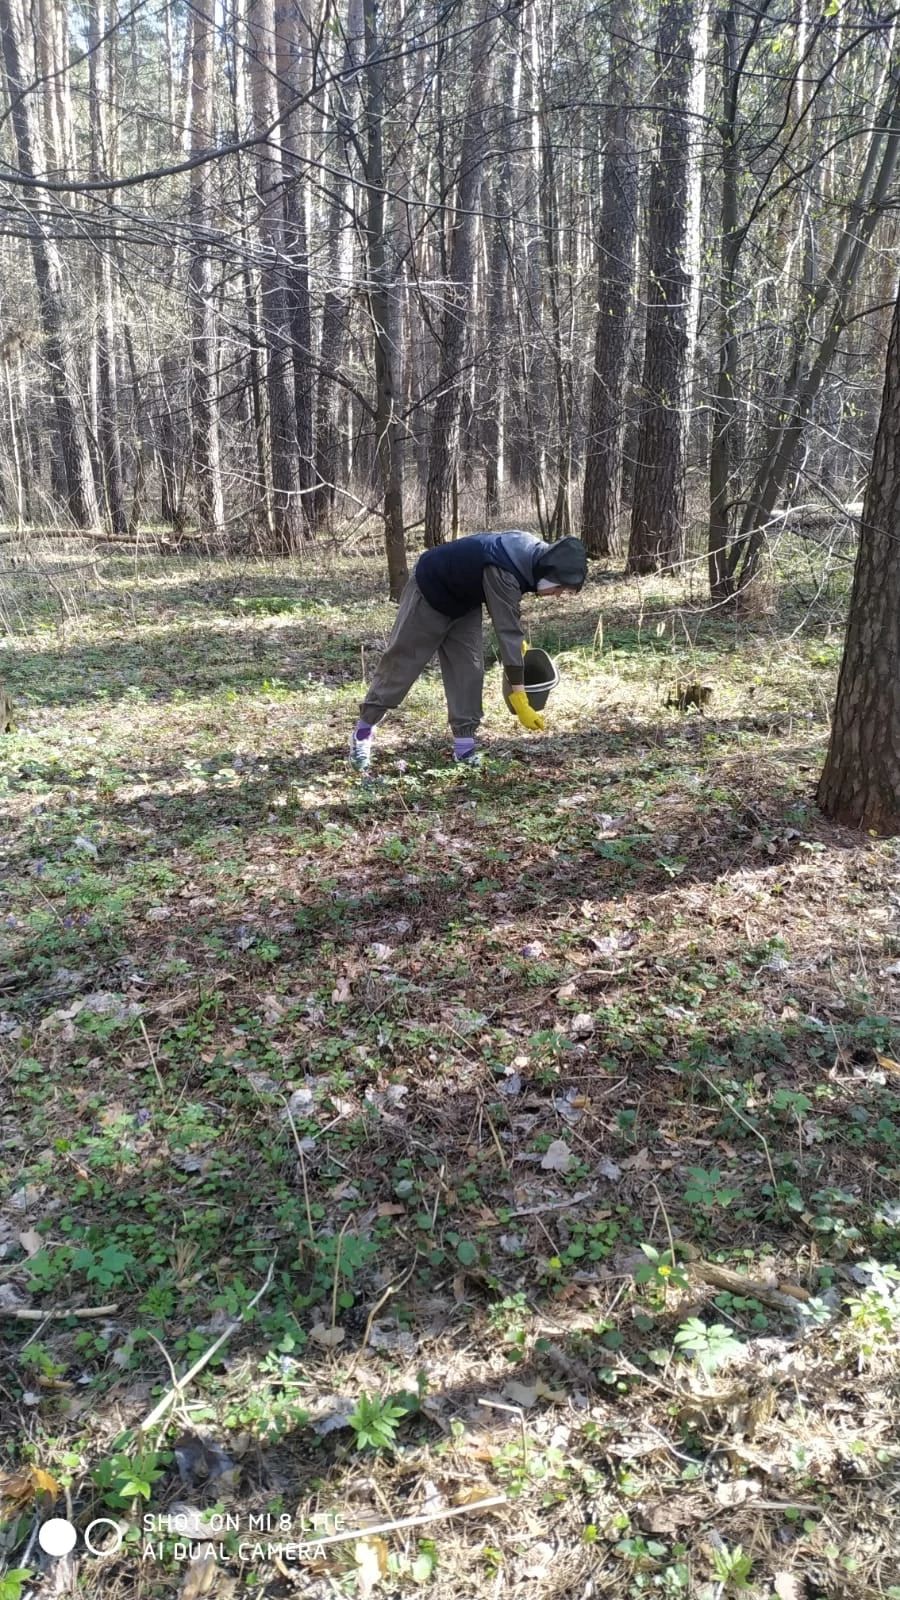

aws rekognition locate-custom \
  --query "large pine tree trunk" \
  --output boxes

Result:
[188,0,225,534]
[481,40,518,522]
[247,0,305,553]
[89,0,127,537]
[582,0,639,558]
[423,6,495,547]
[816,271,900,835]
[539,97,574,538]
[627,0,696,575]
[224,0,272,535]
[707,1,740,599]
[0,0,100,530]
[313,0,363,531]
[275,0,315,520]
[363,0,407,598]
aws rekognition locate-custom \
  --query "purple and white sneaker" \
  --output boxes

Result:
[350,728,373,771]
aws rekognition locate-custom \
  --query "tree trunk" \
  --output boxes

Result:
[2,338,27,526]
[224,0,273,536]
[363,0,407,598]
[275,0,315,520]
[424,6,495,547]
[627,0,696,575]
[188,0,225,534]
[732,64,900,590]
[816,270,900,834]
[88,0,127,537]
[582,0,639,558]
[482,39,517,521]
[247,0,305,553]
[0,0,100,530]
[540,97,574,538]
[314,0,363,531]
[707,2,739,600]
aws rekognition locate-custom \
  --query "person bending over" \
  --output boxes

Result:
[351,531,587,770]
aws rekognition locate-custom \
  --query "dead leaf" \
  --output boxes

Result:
[311,1396,355,1436]
[499,1071,522,1097]
[622,1147,651,1171]
[180,1556,222,1599]
[774,1574,805,1600]
[376,1202,406,1217]
[501,1380,538,1409]
[640,1494,704,1534]
[310,1322,345,1348]
[367,1319,417,1358]
[502,1378,567,1409]
[597,1156,622,1181]
[569,1012,595,1038]
[354,1537,389,1599]
[451,1485,500,1507]
[331,976,352,1003]
[714,1477,759,1507]
[541,1139,574,1173]
[17,1228,42,1257]
[521,1541,555,1577]
[876,1054,900,1075]
[0,1465,60,1510]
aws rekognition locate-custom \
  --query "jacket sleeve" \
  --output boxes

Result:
[483,566,525,685]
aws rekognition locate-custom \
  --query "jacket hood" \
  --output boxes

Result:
[533,537,587,591]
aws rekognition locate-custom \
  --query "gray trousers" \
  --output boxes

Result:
[360,578,483,738]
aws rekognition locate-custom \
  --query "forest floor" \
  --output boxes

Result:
[1,539,899,1600]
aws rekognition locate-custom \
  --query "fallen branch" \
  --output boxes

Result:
[1,1302,119,1321]
[509,1190,596,1218]
[693,1260,811,1315]
[139,1259,275,1432]
[300,1494,507,1550]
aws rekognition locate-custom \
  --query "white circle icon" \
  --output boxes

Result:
[84,1518,124,1556]
[38,1519,78,1557]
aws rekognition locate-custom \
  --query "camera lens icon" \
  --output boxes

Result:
[38,1518,124,1558]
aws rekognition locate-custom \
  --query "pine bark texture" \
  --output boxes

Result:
[188,0,225,535]
[275,0,315,519]
[89,0,127,537]
[816,274,900,834]
[363,0,407,599]
[482,38,518,521]
[0,0,100,529]
[582,0,639,558]
[627,0,696,575]
[423,8,495,547]
[247,0,305,552]
[707,1,739,598]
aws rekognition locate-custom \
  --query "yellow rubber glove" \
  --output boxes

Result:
[522,639,529,657]
[508,689,545,732]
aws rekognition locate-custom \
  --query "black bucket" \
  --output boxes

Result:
[502,646,561,713]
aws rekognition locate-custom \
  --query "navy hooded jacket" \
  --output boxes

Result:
[415,533,585,620]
